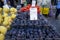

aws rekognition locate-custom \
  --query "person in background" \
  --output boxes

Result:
[55,0,60,19]
[21,0,25,7]
[0,0,4,8]
[4,0,7,5]
[51,0,57,5]
[9,0,17,8]
[26,0,32,4]
[15,0,18,4]
[26,0,37,5]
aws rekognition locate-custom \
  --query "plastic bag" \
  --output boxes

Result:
[3,4,10,9]
[43,8,49,15]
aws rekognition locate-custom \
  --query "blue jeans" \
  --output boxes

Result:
[55,8,60,18]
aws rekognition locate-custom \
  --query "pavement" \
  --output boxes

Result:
[44,5,60,33]
[45,13,60,34]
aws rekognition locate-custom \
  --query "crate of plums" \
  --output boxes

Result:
[5,11,60,40]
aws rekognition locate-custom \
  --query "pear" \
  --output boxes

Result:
[3,21,9,26]
[0,15,3,24]
[8,16,12,22]
[0,14,2,17]
[6,25,10,30]
[0,33,4,40]
[11,14,16,19]
[8,16,12,25]
[0,8,2,13]
[4,17,9,21]
[10,7,17,14]
[0,18,2,24]
[3,16,12,26]
[4,16,12,22]
[3,8,9,13]
[10,12,15,14]
[13,8,17,13]
[0,26,7,34]
[9,22,12,25]
[3,13,8,18]
[10,7,14,12]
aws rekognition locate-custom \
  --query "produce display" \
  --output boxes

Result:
[5,11,60,40]
[0,7,17,40]
[0,4,59,40]
[0,7,17,28]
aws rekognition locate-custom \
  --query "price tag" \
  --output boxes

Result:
[30,7,38,20]
[32,0,36,6]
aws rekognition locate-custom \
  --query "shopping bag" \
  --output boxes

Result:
[43,7,49,15]
[3,4,10,9]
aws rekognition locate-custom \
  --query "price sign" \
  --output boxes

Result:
[32,0,36,6]
[30,7,38,20]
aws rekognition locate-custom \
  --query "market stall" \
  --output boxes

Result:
[5,0,60,40]
[0,0,60,40]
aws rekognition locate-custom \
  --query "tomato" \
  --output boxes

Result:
[20,7,24,12]
[27,4,31,7]
[20,4,40,13]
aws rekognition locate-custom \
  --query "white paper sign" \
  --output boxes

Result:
[32,0,36,6]
[30,7,38,20]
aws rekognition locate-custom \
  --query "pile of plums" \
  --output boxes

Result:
[5,12,60,40]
